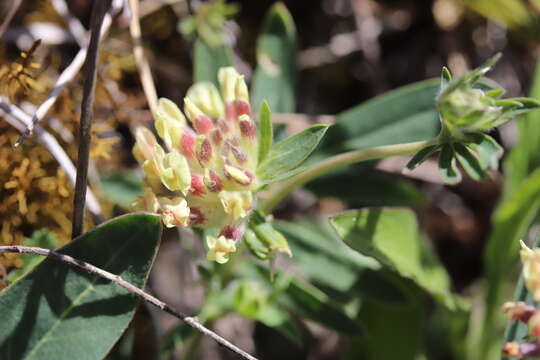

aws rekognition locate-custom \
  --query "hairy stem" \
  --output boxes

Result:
[261,139,437,213]
[0,245,258,360]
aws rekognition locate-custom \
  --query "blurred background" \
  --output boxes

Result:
[1,0,540,359]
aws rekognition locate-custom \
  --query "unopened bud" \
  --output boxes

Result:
[503,301,536,323]
[204,169,222,192]
[218,67,240,103]
[158,151,191,194]
[196,136,213,164]
[190,174,206,197]
[235,76,249,103]
[132,187,159,213]
[530,312,540,338]
[219,190,253,220]
[224,164,252,186]
[133,127,158,164]
[186,82,224,119]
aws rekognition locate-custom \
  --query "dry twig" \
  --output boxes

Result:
[15,0,123,146]
[71,0,109,238]
[0,245,259,360]
[128,0,158,115]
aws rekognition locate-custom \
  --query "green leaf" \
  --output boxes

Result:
[251,2,297,113]
[275,220,409,303]
[308,168,426,207]
[276,273,362,334]
[440,66,452,92]
[323,79,440,153]
[345,287,427,360]
[438,144,461,184]
[0,213,162,360]
[330,208,462,310]
[193,39,233,86]
[100,171,143,209]
[453,142,484,181]
[404,144,441,172]
[467,133,503,171]
[257,124,329,181]
[257,101,273,165]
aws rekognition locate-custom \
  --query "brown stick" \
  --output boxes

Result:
[0,245,258,360]
[71,0,110,238]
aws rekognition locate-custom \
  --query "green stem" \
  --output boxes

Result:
[261,139,438,213]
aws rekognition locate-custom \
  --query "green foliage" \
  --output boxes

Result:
[245,211,291,260]
[251,3,297,113]
[257,124,329,184]
[257,101,273,164]
[178,0,238,47]
[193,39,233,86]
[330,208,463,310]
[0,214,161,360]
[99,171,143,209]
[406,55,540,184]
[323,79,441,153]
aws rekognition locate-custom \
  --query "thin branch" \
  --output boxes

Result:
[0,97,103,221]
[128,0,158,115]
[72,0,109,238]
[51,0,87,47]
[0,245,259,360]
[0,0,23,39]
[15,0,123,146]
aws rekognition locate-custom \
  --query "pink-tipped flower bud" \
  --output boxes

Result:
[503,301,536,323]
[204,169,222,192]
[190,174,206,197]
[196,136,213,164]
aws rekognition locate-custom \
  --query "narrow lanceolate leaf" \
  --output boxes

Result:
[323,79,440,153]
[438,144,461,184]
[453,143,484,181]
[251,2,297,113]
[257,124,329,182]
[257,101,273,164]
[193,39,233,86]
[330,208,464,310]
[404,145,441,173]
[0,213,162,360]
[468,133,503,171]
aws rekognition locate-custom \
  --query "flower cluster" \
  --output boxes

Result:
[502,241,540,358]
[132,68,259,264]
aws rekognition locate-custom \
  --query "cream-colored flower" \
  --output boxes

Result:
[132,67,260,263]
[158,197,190,228]
[206,235,237,264]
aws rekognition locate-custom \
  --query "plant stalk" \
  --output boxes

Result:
[261,139,437,213]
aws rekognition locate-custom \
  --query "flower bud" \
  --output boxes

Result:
[530,312,540,338]
[503,301,536,323]
[206,235,236,264]
[219,190,253,220]
[133,127,158,164]
[186,82,224,119]
[218,67,240,103]
[158,197,190,227]
[520,240,540,301]
[158,150,191,194]
[224,164,252,186]
[235,75,249,103]
[132,187,159,213]
[155,98,186,148]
